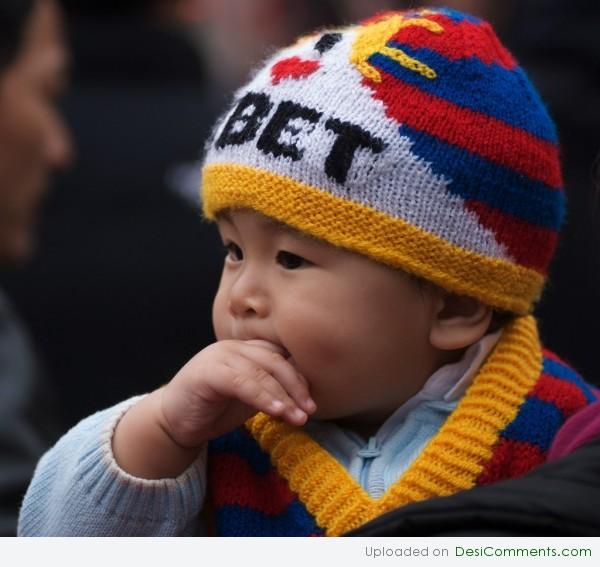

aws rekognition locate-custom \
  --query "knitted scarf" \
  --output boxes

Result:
[206,316,597,536]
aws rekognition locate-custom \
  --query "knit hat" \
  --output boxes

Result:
[201,7,564,315]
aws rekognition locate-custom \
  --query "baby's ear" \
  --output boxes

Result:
[428,290,493,351]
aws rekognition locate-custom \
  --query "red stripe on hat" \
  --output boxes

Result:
[390,15,517,69]
[466,200,557,273]
[208,453,296,514]
[360,11,397,26]
[368,73,562,189]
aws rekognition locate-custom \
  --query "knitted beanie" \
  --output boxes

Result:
[201,7,564,315]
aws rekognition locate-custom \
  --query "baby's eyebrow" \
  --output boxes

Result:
[260,217,321,244]
[218,210,318,243]
[262,217,297,234]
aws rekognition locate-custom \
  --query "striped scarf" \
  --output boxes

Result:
[206,316,597,536]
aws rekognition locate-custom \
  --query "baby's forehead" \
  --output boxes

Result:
[216,209,319,243]
[216,208,426,283]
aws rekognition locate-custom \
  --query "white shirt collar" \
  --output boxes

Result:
[375,328,503,442]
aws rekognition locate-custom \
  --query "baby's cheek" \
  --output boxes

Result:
[291,331,348,388]
[211,293,230,341]
[280,300,351,381]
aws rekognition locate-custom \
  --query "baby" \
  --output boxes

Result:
[19,7,597,536]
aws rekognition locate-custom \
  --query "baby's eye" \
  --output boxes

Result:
[276,250,309,270]
[224,242,243,262]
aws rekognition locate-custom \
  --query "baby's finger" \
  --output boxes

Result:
[243,339,287,356]
[224,362,309,426]
[240,344,316,414]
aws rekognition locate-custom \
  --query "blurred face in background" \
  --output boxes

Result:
[0,0,72,263]
[173,0,336,91]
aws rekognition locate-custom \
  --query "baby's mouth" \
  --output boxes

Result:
[285,352,298,369]
[272,343,296,367]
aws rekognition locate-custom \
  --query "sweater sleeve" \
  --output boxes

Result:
[17,396,207,536]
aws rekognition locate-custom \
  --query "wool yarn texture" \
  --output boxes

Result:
[201,7,564,314]
[206,317,597,536]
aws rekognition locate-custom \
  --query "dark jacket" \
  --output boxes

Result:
[347,435,600,536]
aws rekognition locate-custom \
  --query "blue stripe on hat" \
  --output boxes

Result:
[399,124,565,230]
[431,7,482,24]
[403,8,481,25]
[368,45,557,143]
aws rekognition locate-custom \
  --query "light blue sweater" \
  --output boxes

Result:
[18,332,499,536]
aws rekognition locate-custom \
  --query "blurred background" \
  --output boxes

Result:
[0,0,598,476]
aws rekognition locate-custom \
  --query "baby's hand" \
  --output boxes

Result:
[158,340,316,449]
[113,340,316,479]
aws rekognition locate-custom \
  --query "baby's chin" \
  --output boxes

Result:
[306,398,397,435]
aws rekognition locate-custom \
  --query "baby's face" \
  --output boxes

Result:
[212,209,439,430]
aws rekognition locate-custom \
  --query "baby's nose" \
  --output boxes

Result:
[228,271,269,318]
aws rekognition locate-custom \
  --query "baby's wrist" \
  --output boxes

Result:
[112,390,203,480]
[156,385,210,450]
